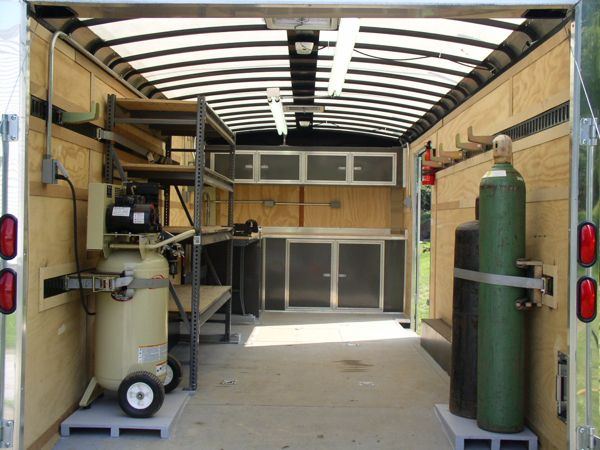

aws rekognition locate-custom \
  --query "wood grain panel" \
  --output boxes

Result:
[431,207,475,324]
[29,31,91,113]
[304,186,391,228]
[524,200,568,450]
[436,81,512,152]
[435,135,570,208]
[28,130,90,190]
[219,185,300,227]
[25,196,90,448]
[24,27,152,450]
[512,40,570,117]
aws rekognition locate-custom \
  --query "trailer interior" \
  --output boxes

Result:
[0,0,598,449]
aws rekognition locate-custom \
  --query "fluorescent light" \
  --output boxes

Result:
[266,88,288,136]
[328,18,360,97]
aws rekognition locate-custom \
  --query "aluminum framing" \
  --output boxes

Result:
[27,1,577,20]
[210,149,398,186]
[257,150,304,184]
[0,1,28,448]
[304,151,350,185]
[284,238,385,311]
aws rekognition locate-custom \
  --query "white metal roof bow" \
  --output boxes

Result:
[83,16,533,141]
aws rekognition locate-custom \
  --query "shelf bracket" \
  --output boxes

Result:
[437,143,463,161]
[467,126,494,146]
[455,133,485,153]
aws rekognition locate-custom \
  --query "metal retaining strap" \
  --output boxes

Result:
[454,268,544,290]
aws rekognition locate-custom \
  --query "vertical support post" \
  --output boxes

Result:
[0,116,12,431]
[225,140,236,339]
[104,94,116,183]
[188,96,207,391]
[163,138,172,227]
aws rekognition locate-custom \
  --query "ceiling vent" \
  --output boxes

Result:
[265,18,339,31]
[283,105,325,113]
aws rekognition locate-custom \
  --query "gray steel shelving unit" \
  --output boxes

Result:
[104,94,237,391]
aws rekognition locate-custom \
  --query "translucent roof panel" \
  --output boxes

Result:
[83,16,532,140]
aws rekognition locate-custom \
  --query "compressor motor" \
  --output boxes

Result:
[105,182,161,234]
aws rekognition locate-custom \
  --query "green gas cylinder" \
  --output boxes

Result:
[477,135,526,433]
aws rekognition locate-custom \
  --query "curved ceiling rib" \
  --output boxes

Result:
[72,15,565,144]
[89,24,268,53]
[143,65,456,95]
[220,108,409,128]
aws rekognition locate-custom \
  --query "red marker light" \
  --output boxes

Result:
[0,269,17,315]
[577,277,597,323]
[0,214,17,260]
[578,222,597,267]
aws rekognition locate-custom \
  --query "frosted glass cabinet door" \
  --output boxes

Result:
[306,154,347,182]
[352,154,395,184]
[259,154,301,182]
[213,152,254,181]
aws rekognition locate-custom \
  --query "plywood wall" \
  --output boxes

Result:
[408,26,571,449]
[25,22,149,450]
[216,184,392,229]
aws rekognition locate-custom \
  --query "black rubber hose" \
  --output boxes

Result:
[57,175,95,315]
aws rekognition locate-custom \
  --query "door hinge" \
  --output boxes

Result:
[1,419,14,448]
[0,115,19,143]
[580,118,598,146]
[556,352,568,422]
[577,425,600,450]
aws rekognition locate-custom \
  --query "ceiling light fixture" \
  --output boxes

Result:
[266,88,288,136]
[328,18,360,97]
[265,18,339,31]
[295,41,314,55]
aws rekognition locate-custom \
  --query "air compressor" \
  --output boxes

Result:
[72,182,193,418]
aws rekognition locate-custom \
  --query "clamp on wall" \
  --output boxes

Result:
[454,258,557,310]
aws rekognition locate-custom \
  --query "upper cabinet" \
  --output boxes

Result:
[213,152,255,182]
[306,153,348,184]
[210,150,398,186]
[351,154,396,185]
[259,152,302,183]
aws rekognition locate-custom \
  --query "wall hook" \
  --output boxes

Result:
[61,101,100,125]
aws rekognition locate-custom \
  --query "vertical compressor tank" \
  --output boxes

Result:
[449,205,479,419]
[477,135,526,433]
[95,250,169,392]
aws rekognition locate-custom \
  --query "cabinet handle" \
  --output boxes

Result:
[244,164,253,169]
[337,166,346,170]
[354,166,363,171]
[260,165,269,169]
[338,273,347,278]
[323,273,331,278]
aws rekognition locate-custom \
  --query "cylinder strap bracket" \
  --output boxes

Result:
[454,268,544,290]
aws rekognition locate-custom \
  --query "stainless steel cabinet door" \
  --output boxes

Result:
[306,154,347,183]
[213,152,254,181]
[352,154,395,184]
[288,241,332,308]
[337,242,382,309]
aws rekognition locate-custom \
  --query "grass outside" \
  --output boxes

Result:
[416,241,431,334]
[4,313,16,349]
